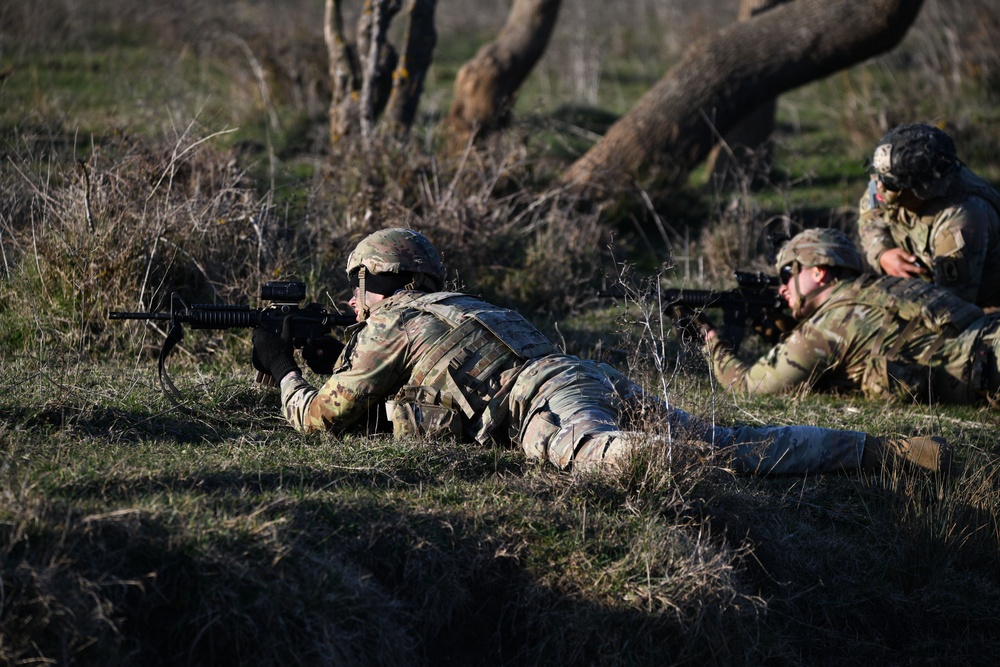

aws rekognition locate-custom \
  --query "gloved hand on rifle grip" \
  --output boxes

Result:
[252,315,301,385]
[670,306,713,344]
[301,335,345,375]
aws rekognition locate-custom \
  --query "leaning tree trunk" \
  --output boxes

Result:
[704,0,790,191]
[445,0,562,147]
[560,0,925,199]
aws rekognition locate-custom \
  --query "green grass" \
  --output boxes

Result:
[3,0,1000,664]
[2,43,226,138]
[4,355,1000,665]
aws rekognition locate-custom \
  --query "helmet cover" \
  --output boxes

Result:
[346,228,446,291]
[871,123,959,198]
[776,228,865,274]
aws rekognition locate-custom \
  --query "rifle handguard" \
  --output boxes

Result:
[109,281,355,407]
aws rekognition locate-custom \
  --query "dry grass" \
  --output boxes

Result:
[2,0,1000,665]
[1,129,276,364]
[4,361,998,665]
[0,123,613,374]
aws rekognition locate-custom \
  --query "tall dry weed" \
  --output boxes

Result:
[0,126,274,358]
[300,133,613,315]
[0,123,616,367]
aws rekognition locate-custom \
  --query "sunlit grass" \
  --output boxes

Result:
[2,0,1000,664]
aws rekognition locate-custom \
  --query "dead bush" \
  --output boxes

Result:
[0,127,275,356]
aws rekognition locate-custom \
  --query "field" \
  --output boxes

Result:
[3,0,1000,665]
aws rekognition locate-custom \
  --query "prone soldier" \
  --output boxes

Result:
[251,228,950,477]
[707,227,1000,406]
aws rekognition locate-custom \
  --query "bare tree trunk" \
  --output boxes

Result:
[705,0,790,190]
[445,0,562,146]
[324,0,401,144]
[357,0,401,140]
[383,0,438,135]
[324,0,359,143]
[560,0,925,199]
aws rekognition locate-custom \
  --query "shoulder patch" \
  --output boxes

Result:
[935,257,964,284]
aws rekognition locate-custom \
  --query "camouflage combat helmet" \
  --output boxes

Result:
[347,229,446,318]
[776,228,865,274]
[347,228,446,289]
[870,123,960,199]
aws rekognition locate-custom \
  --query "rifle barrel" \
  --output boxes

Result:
[662,290,726,307]
[107,311,173,321]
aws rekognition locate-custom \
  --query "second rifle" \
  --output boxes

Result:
[664,271,793,349]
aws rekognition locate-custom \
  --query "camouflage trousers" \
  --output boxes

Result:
[508,355,866,475]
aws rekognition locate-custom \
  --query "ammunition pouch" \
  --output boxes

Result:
[862,356,930,402]
[386,385,463,440]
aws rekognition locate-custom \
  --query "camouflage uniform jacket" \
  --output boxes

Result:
[278,290,557,443]
[858,166,1000,308]
[709,275,993,402]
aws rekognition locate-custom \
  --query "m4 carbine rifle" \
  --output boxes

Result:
[665,271,794,349]
[109,281,355,405]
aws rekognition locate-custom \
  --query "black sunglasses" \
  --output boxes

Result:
[879,174,902,192]
[779,264,796,283]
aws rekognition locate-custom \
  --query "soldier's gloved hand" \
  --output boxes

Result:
[670,306,711,346]
[252,316,300,384]
[677,306,708,330]
[301,335,344,375]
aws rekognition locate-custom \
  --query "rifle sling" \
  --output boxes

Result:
[158,322,190,410]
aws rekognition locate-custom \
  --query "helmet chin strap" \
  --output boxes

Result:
[358,266,371,320]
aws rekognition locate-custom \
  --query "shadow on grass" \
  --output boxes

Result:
[4,404,255,445]
[1,477,759,667]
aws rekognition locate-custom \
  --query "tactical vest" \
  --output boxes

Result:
[832,275,983,335]
[814,276,983,400]
[384,292,556,439]
[866,167,1000,254]
[882,167,1000,221]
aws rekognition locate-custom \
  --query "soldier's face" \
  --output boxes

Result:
[349,287,386,320]
[778,266,797,307]
[877,178,925,210]
[876,178,901,206]
[779,265,822,317]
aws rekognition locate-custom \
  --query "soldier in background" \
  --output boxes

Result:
[707,228,1000,406]
[251,227,950,477]
[858,123,1000,309]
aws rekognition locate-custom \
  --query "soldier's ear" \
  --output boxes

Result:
[813,266,833,284]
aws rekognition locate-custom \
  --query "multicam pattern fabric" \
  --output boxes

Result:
[698,423,865,476]
[775,228,865,274]
[278,289,873,474]
[346,228,446,289]
[858,167,1000,308]
[710,274,1000,403]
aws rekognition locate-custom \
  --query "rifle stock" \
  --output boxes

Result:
[109,281,355,405]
